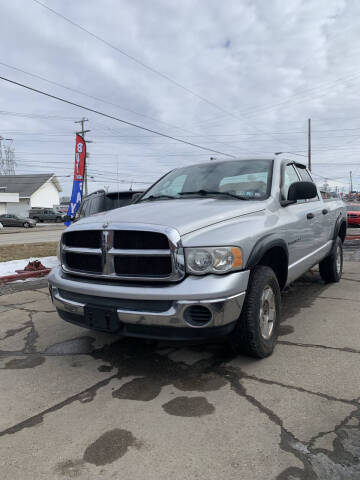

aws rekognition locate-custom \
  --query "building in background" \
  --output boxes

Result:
[0,174,62,216]
[0,186,19,214]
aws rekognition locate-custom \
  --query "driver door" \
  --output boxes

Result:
[279,163,315,282]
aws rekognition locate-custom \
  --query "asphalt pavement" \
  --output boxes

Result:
[0,225,64,245]
[0,243,359,479]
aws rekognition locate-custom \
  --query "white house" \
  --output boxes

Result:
[0,188,19,215]
[0,174,62,216]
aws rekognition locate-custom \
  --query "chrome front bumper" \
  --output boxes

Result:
[48,266,249,333]
[51,286,245,329]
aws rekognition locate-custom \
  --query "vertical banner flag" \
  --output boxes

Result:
[65,134,86,225]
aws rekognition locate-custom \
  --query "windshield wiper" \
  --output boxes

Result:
[139,194,178,202]
[179,189,250,200]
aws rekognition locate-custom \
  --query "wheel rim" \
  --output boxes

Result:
[259,285,276,340]
[336,245,342,274]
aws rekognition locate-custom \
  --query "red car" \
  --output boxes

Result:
[346,204,360,226]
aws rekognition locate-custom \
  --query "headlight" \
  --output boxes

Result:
[185,247,243,275]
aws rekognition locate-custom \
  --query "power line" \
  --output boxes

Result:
[0,61,190,134]
[0,75,236,159]
[30,0,247,118]
[0,109,75,120]
[28,0,299,151]
[191,71,360,128]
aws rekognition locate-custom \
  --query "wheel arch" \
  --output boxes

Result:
[246,236,289,290]
[337,220,347,243]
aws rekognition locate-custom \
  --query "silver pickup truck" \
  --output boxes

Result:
[49,155,346,358]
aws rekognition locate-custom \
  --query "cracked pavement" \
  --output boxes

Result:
[0,247,360,479]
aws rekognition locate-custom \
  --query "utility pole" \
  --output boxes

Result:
[308,118,311,172]
[350,170,353,194]
[75,118,91,196]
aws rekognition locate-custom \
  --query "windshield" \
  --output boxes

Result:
[347,205,360,212]
[141,159,273,201]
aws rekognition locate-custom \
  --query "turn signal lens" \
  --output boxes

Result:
[231,247,243,268]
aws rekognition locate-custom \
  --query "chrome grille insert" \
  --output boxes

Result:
[61,226,184,282]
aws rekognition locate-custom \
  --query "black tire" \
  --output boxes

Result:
[319,237,343,283]
[229,265,281,358]
[55,217,62,223]
[23,222,30,228]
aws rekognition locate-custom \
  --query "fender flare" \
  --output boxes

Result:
[246,235,289,269]
[333,215,347,242]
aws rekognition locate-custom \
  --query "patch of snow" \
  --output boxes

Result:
[0,256,58,277]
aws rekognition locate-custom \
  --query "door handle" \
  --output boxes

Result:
[307,213,314,219]
[322,209,328,215]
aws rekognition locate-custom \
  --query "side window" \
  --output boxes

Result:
[89,196,104,215]
[282,165,299,200]
[296,167,319,202]
[78,201,88,218]
[297,167,313,182]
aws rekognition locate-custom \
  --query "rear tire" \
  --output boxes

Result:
[229,265,281,358]
[319,237,343,283]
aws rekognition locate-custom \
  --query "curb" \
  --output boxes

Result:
[0,269,51,284]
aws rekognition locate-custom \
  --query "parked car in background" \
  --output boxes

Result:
[72,189,143,222]
[55,205,69,214]
[0,214,37,228]
[346,204,360,226]
[29,208,65,223]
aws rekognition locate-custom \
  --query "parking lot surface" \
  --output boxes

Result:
[0,225,64,245]
[0,245,359,479]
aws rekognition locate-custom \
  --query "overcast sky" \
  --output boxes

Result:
[1,0,360,196]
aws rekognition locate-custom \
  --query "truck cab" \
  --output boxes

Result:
[49,155,346,358]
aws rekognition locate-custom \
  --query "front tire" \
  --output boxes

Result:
[229,265,281,358]
[319,237,343,283]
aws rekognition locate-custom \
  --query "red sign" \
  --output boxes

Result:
[73,134,86,180]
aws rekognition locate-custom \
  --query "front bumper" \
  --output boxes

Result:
[48,266,249,339]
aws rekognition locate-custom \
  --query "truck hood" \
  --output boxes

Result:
[77,198,266,235]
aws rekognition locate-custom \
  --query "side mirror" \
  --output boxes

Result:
[281,181,318,206]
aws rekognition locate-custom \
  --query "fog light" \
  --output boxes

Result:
[184,305,212,326]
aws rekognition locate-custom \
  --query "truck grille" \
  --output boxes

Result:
[63,230,102,248]
[61,228,183,282]
[65,252,102,273]
[114,255,172,276]
[113,230,169,250]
